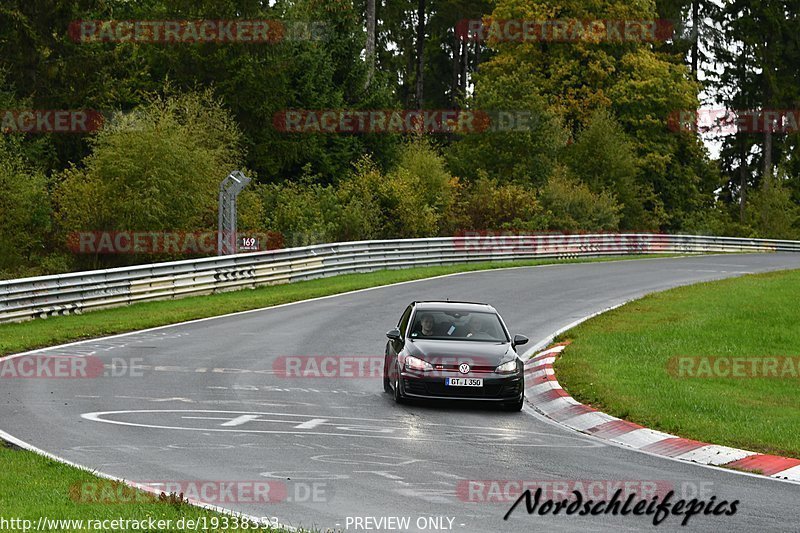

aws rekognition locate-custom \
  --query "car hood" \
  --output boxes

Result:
[405,339,516,367]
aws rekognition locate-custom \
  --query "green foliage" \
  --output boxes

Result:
[745,173,800,240]
[0,76,56,278]
[0,0,797,279]
[378,139,457,237]
[680,203,751,238]
[707,0,800,210]
[446,63,568,185]
[395,139,454,214]
[55,89,244,252]
[608,48,716,230]
[333,158,384,241]
[451,173,545,232]
[566,108,665,230]
[258,170,342,246]
[258,141,458,243]
[0,137,52,276]
[475,0,719,230]
[539,166,622,231]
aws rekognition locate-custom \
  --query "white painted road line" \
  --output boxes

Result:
[294,418,328,429]
[219,414,263,427]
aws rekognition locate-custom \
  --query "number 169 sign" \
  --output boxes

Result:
[238,236,260,252]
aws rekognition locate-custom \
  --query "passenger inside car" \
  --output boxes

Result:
[465,316,494,340]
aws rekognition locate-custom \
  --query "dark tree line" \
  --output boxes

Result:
[1,0,798,278]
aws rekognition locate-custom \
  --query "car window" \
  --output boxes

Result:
[398,305,413,337]
[409,310,507,342]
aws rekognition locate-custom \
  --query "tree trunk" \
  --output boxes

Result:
[460,37,468,96]
[739,133,747,222]
[451,31,460,105]
[759,63,775,180]
[691,0,699,80]
[763,128,773,181]
[737,45,747,222]
[415,0,426,108]
[365,0,376,89]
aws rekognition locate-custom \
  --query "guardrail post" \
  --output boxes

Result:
[217,171,252,255]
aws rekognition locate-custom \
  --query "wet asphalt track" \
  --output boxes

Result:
[3,254,800,533]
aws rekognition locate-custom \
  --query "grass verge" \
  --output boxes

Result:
[0,442,294,532]
[556,268,800,458]
[0,253,674,532]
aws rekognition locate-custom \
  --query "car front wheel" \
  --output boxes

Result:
[393,365,405,404]
[383,357,392,393]
[504,396,524,411]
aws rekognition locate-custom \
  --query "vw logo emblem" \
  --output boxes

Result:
[459,363,470,374]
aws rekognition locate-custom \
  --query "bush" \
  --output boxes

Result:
[336,142,458,239]
[680,204,751,238]
[745,173,800,239]
[257,141,460,242]
[539,167,622,231]
[451,173,545,232]
[336,154,432,239]
[55,89,244,263]
[258,169,342,246]
[0,137,52,277]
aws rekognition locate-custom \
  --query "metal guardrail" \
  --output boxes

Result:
[1,233,799,323]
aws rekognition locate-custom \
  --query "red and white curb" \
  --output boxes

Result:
[524,343,800,482]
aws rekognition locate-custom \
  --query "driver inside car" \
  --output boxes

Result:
[410,313,437,337]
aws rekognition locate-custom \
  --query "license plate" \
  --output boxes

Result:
[446,377,483,387]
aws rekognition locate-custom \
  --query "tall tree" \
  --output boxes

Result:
[415,0,426,108]
[707,0,799,220]
[365,0,377,88]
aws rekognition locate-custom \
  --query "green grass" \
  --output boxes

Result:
[0,442,294,532]
[556,268,800,458]
[0,254,675,531]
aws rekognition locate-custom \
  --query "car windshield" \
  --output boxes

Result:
[409,310,508,342]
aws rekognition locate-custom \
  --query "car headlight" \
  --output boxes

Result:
[496,360,518,374]
[404,355,433,372]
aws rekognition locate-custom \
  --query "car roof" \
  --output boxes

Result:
[412,301,497,313]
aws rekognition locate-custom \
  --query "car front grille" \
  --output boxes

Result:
[405,380,505,398]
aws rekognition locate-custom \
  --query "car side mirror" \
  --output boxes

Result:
[386,328,402,341]
[512,334,529,348]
